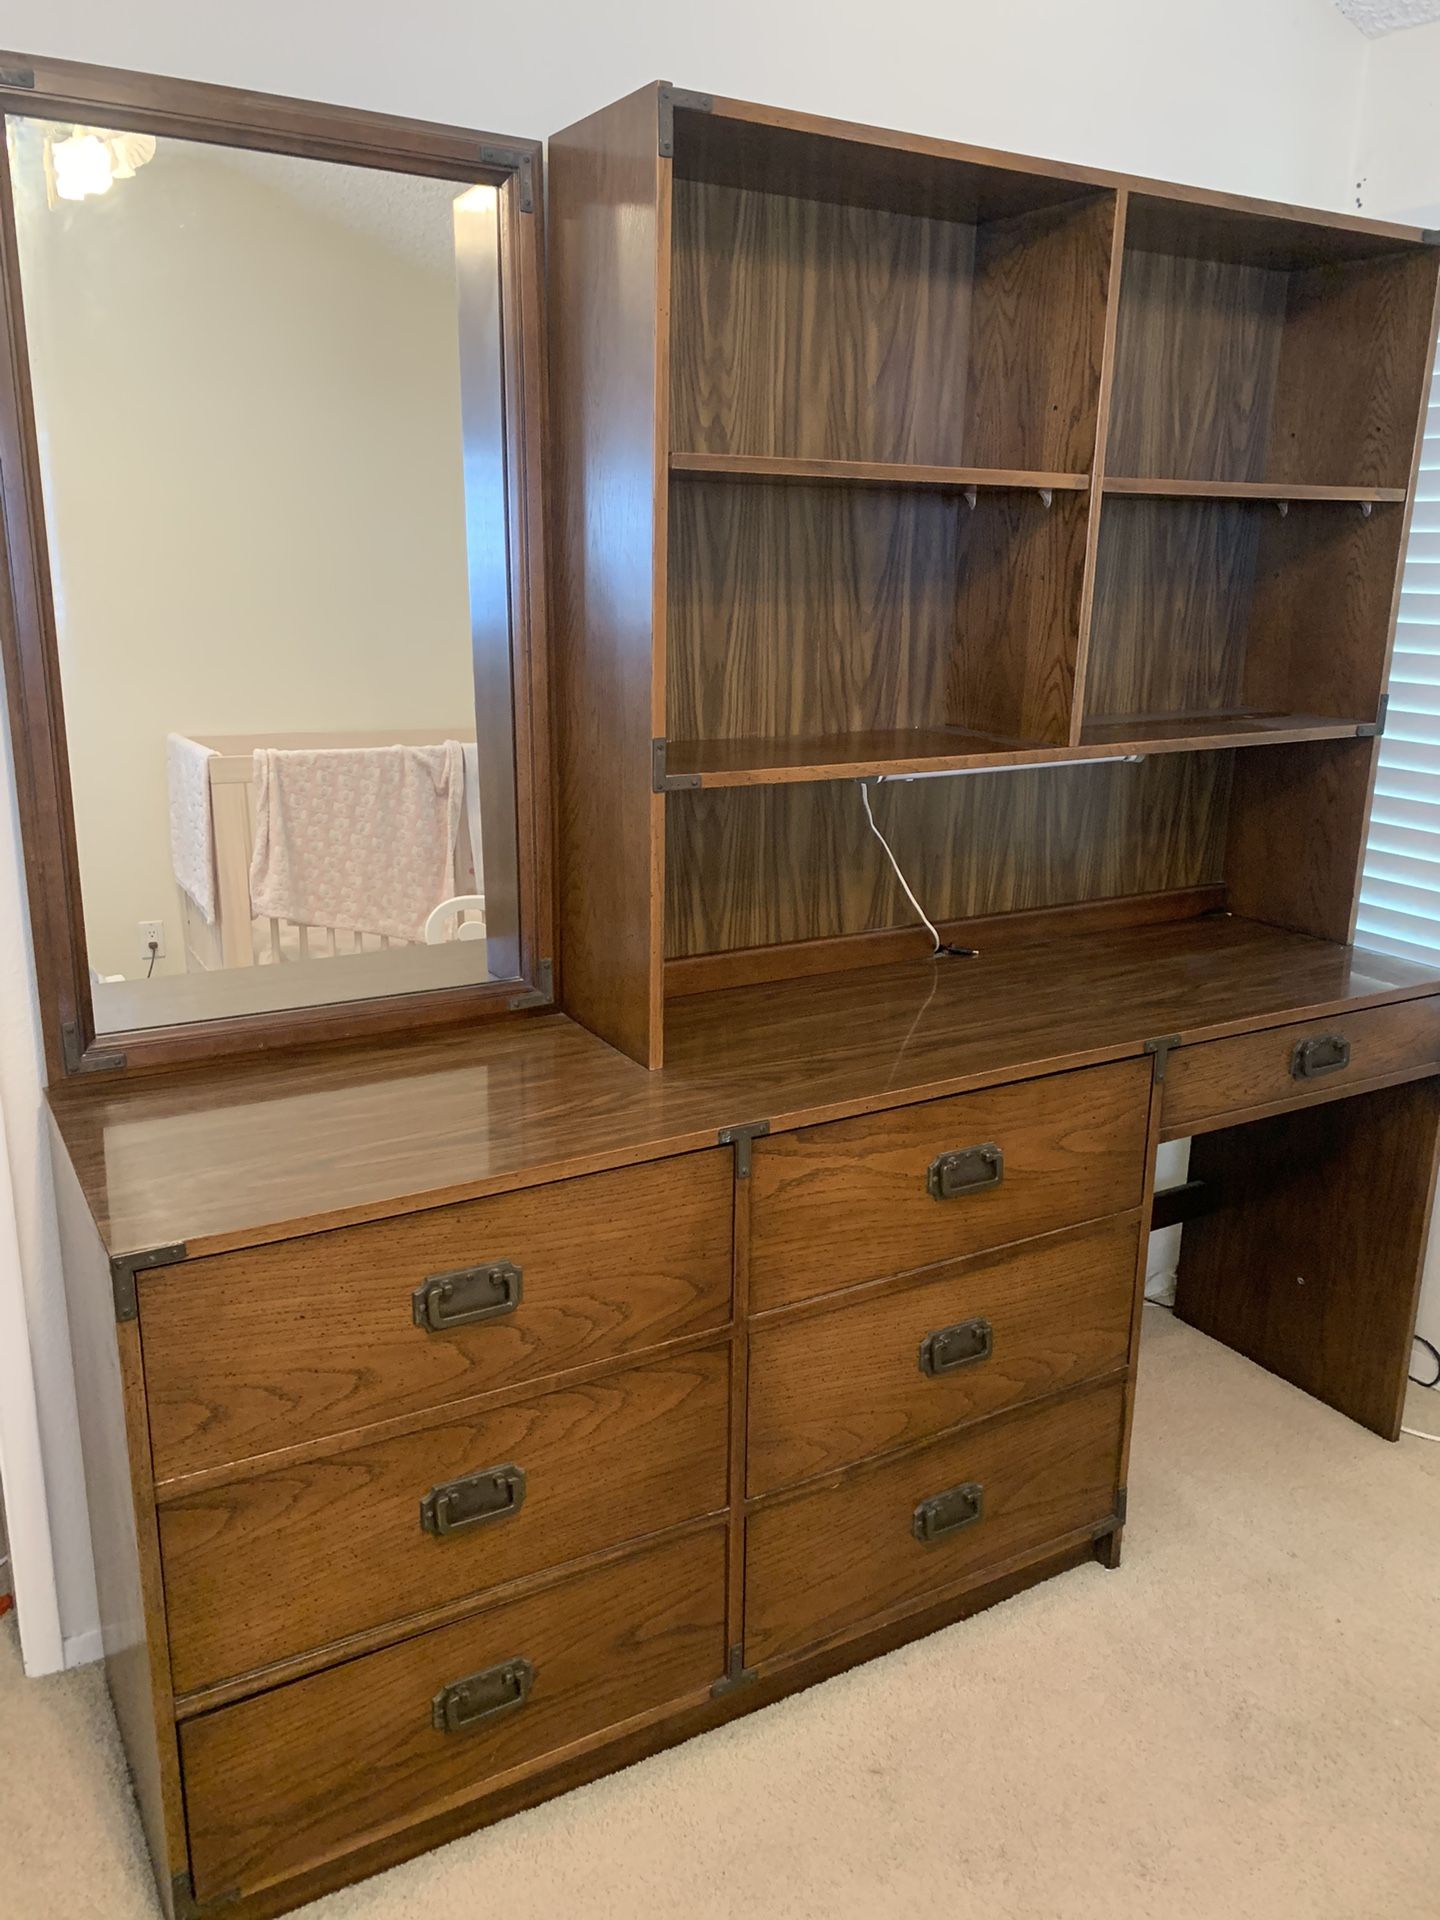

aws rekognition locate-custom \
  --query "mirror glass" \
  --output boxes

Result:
[7,117,521,1033]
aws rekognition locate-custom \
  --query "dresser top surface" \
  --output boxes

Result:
[49,914,1440,1258]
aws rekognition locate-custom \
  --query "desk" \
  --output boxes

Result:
[48,912,1440,1915]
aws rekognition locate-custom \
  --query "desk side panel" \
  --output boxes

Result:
[49,1112,187,1914]
[1175,1075,1440,1438]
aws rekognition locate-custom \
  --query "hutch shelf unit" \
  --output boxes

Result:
[550,85,1440,1066]
[23,64,1440,1920]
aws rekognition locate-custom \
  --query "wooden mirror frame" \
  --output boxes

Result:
[0,51,553,1081]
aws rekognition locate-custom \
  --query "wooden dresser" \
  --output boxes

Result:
[49,916,1440,1917]
[17,62,1440,1920]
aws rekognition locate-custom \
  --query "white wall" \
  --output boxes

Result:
[0,0,1386,1673]
[1,0,1371,207]
[1355,15,1440,217]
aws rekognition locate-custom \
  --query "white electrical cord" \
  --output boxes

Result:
[1402,1426,1440,1442]
[858,780,941,954]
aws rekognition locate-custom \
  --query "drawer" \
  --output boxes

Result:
[749,1058,1150,1312]
[745,1380,1123,1668]
[747,1214,1138,1495]
[181,1525,726,1901]
[161,1347,729,1695]
[1162,996,1440,1136]
[140,1151,732,1478]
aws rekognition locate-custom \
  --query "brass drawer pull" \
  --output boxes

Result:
[1291,1033,1350,1080]
[918,1316,993,1376]
[926,1143,1003,1199]
[913,1480,984,1544]
[412,1260,523,1332]
[420,1463,526,1537]
[431,1656,534,1734]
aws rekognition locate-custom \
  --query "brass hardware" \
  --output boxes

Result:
[710,1643,758,1697]
[913,1481,984,1544]
[918,1316,993,1376]
[507,958,554,1009]
[431,1656,534,1733]
[926,1143,1003,1199]
[109,1243,186,1324]
[657,82,714,157]
[478,143,535,213]
[1291,1033,1350,1080]
[719,1118,770,1178]
[420,1462,526,1536]
[61,1020,126,1074]
[412,1261,523,1332]
[1143,1033,1182,1081]
[652,737,701,792]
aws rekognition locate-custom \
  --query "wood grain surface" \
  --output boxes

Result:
[1085,496,1402,724]
[1107,229,1439,489]
[670,173,973,463]
[549,83,668,1066]
[49,1119,187,1909]
[49,915,1440,1261]
[674,97,1427,252]
[1177,1078,1440,1438]
[665,477,1089,748]
[140,1151,732,1477]
[965,191,1113,473]
[669,452,1090,490]
[748,1213,1139,1493]
[1223,736,1379,945]
[1108,245,1287,484]
[1265,249,1440,491]
[747,1057,1151,1311]
[160,1348,729,1693]
[664,754,1231,957]
[744,1379,1124,1665]
[181,1525,727,1900]
[1161,994,1440,1136]
[661,717,1368,786]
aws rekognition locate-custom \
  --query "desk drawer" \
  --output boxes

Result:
[141,1151,732,1478]
[749,1058,1150,1313]
[181,1525,726,1901]
[745,1381,1123,1668]
[747,1215,1138,1495]
[1162,996,1440,1136]
[161,1347,729,1695]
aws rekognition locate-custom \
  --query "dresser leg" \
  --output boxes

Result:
[1094,1526,1123,1570]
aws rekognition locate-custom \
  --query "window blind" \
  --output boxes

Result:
[1357,360,1440,964]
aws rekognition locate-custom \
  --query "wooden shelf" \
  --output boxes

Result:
[1104,477,1405,504]
[661,715,1370,790]
[552,81,1440,1062]
[670,453,1090,494]
[1078,712,1369,751]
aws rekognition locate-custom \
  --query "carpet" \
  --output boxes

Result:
[3,1309,1438,1919]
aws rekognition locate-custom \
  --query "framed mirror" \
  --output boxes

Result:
[0,55,551,1078]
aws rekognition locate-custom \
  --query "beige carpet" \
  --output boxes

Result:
[4,1309,1439,1920]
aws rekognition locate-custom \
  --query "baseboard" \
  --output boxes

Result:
[63,1626,104,1667]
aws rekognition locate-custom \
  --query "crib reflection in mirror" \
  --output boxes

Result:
[88,730,494,1033]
